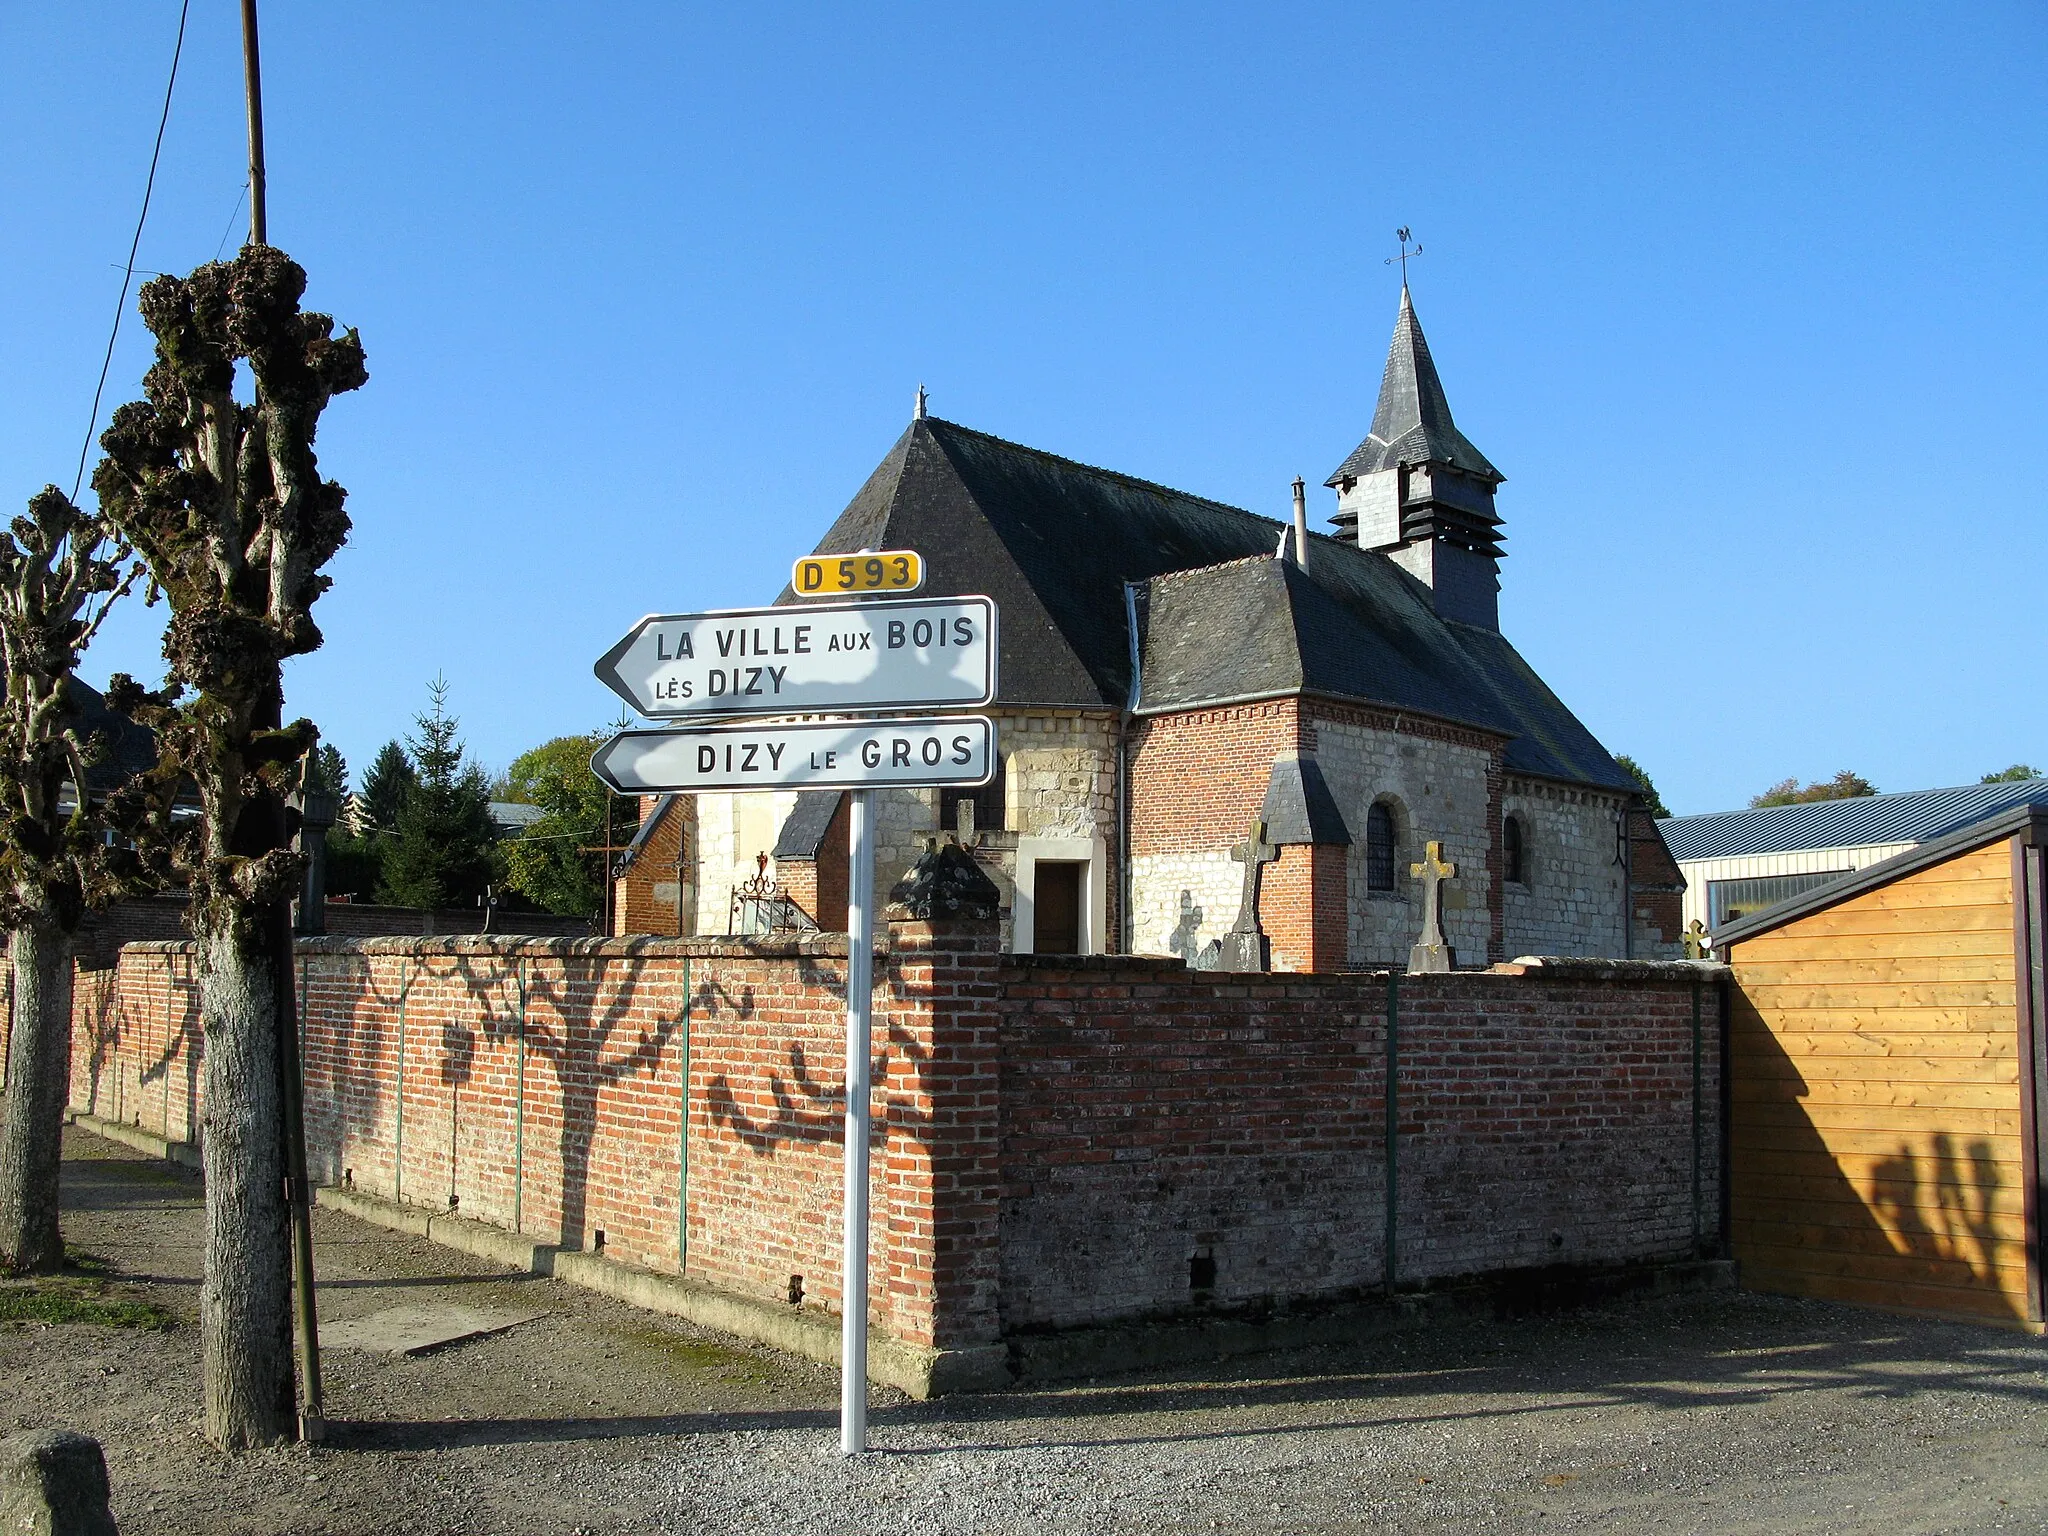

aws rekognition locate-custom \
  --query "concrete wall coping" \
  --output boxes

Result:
[111,935,1724,981]
[1004,952,1728,985]
[1491,956,1731,982]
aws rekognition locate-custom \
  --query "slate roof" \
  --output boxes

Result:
[787,415,1634,794]
[1261,754,1351,846]
[773,791,844,860]
[1326,288,1502,488]
[1658,779,2048,863]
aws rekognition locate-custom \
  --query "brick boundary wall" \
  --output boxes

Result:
[64,929,1725,1366]
[997,954,1724,1334]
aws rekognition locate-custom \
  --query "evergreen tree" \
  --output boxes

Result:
[378,678,496,908]
[305,742,347,797]
[358,739,415,831]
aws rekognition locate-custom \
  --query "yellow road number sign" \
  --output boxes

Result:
[793,550,924,597]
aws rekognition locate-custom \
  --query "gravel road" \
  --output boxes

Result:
[7,1126,2047,1534]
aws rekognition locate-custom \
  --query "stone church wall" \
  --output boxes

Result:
[69,932,1723,1380]
[1309,707,1501,967]
[1500,777,1629,959]
[677,709,1118,952]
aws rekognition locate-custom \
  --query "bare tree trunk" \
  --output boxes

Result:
[0,915,73,1272]
[197,909,295,1448]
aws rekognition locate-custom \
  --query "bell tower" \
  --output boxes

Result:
[1327,285,1506,629]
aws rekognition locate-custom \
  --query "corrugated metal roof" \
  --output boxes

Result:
[1658,779,2048,863]
[1716,802,2048,947]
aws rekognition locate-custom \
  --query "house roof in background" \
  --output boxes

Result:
[1658,779,2048,863]
[73,680,158,793]
[1715,801,2047,947]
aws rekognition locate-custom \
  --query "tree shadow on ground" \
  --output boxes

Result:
[321,1292,2048,1454]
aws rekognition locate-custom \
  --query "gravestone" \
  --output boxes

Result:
[1407,839,1457,974]
[1219,818,1278,972]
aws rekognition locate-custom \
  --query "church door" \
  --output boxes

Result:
[1032,862,1084,955]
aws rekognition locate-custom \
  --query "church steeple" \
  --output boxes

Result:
[1326,288,1507,629]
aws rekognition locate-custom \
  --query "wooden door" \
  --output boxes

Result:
[1033,861,1084,955]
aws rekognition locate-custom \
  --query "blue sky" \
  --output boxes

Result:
[2,2,2042,816]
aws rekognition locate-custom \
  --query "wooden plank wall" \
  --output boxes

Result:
[1728,839,2029,1323]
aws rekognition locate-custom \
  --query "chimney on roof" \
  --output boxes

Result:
[1290,477,1309,574]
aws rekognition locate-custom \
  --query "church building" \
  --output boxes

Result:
[616,287,1683,967]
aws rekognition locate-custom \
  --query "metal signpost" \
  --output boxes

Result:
[589,716,995,795]
[591,562,995,1457]
[593,594,995,720]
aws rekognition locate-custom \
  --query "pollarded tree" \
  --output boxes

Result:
[0,487,146,1272]
[93,245,366,1449]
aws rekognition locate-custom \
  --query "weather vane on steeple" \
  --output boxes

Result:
[1385,227,1422,289]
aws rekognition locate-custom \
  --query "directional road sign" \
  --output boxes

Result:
[589,716,996,795]
[792,549,924,597]
[593,595,996,720]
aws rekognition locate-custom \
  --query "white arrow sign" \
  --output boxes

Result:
[589,716,996,794]
[593,595,996,719]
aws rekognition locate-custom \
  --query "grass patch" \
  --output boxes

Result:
[64,1247,115,1276]
[0,1278,175,1330]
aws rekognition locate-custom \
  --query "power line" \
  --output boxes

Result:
[72,0,192,501]
[212,182,250,262]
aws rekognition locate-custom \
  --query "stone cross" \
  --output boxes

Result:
[1407,839,1457,974]
[1220,817,1279,972]
[1684,918,1712,961]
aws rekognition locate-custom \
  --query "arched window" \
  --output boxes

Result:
[1366,802,1397,892]
[1504,815,1526,885]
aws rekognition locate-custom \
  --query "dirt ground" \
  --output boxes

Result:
[7,1126,2048,1535]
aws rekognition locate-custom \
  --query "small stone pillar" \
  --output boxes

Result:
[293,789,339,937]
[0,1429,118,1536]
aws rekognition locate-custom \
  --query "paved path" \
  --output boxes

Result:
[8,1126,2048,1533]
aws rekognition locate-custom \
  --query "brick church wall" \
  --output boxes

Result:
[613,794,692,937]
[67,930,1721,1364]
[1128,700,1303,960]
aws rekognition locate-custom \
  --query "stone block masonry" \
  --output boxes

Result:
[66,928,1724,1388]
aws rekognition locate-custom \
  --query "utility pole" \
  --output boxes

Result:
[241,0,323,1440]
[241,0,267,246]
